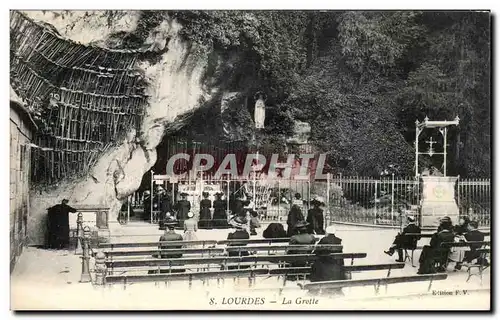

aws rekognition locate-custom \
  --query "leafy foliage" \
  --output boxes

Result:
[168,10,490,178]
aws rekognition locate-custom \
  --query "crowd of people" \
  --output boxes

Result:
[153,195,347,293]
[46,191,488,294]
[384,215,488,274]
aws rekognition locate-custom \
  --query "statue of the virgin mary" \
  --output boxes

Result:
[254,92,267,129]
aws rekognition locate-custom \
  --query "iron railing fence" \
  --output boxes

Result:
[123,173,491,228]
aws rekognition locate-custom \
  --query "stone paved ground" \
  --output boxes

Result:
[10,222,491,310]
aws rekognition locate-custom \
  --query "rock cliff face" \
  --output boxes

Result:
[17,11,217,244]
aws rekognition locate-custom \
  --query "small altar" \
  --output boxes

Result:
[420,176,459,227]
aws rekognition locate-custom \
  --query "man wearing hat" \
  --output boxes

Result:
[175,192,191,229]
[148,220,185,274]
[310,225,346,295]
[306,197,326,235]
[212,192,227,228]
[199,191,212,229]
[47,199,77,249]
[158,220,183,259]
[384,215,421,262]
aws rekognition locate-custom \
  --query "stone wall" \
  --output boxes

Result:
[10,103,33,272]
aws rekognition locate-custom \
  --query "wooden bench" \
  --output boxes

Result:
[224,244,341,256]
[218,237,318,245]
[99,240,218,250]
[102,245,341,261]
[440,241,490,248]
[105,268,270,289]
[98,237,319,251]
[105,253,367,271]
[298,273,448,296]
[101,252,367,288]
[406,232,490,238]
[402,237,490,267]
[269,262,405,285]
[237,263,405,296]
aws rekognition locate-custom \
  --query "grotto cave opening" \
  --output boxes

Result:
[124,93,294,224]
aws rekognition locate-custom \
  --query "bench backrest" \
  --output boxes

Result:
[106,253,367,268]
[299,273,448,290]
[100,237,322,250]
[105,268,269,284]
[406,232,490,238]
[99,240,218,249]
[218,237,319,245]
[440,241,490,248]
[104,247,225,258]
[103,244,342,258]
[225,244,342,252]
[269,263,405,276]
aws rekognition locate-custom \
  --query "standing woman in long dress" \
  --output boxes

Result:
[183,212,198,247]
[175,192,191,229]
[199,192,212,229]
[212,192,227,228]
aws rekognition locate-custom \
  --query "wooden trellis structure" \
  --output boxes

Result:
[9,11,148,185]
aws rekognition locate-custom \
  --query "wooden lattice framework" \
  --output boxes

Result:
[9,11,148,185]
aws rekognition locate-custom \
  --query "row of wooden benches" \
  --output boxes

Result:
[100,252,449,297]
[88,233,489,297]
[99,231,490,250]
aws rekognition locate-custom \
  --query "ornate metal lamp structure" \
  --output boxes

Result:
[415,116,460,177]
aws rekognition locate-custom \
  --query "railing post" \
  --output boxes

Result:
[326,173,330,226]
[94,251,107,286]
[278,179,281,219]
[75,212,83,255]
[374,179,378,225]
[79,226,92,283]
[391,173,395,224]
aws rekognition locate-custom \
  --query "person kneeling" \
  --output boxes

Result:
[384,215,421,262]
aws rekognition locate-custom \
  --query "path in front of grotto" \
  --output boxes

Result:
[10,223,490,310]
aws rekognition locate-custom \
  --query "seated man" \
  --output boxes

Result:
[310,226,346,296]
[159,221,183,258]
[384,216,421,262]
[149,221,185,274]
[417,217,455,274]
[455,220,487,270]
